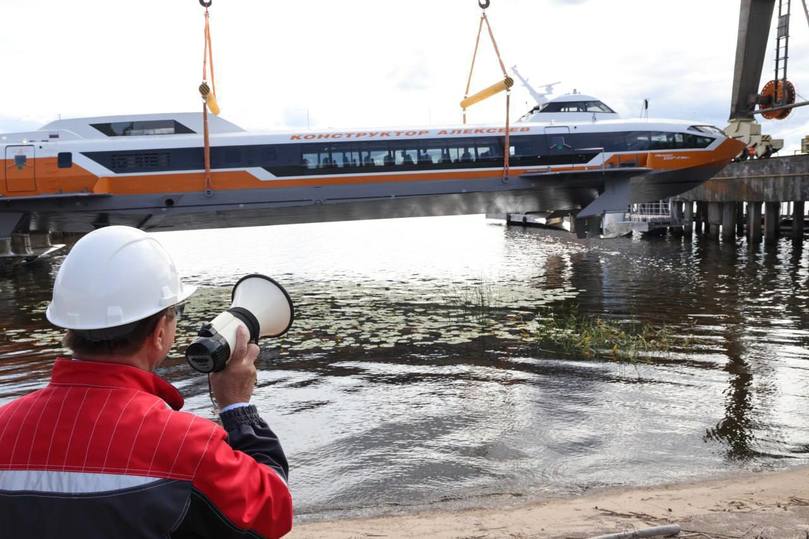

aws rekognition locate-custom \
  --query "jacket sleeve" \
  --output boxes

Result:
[221,406,289,483]
[173,406,293,539]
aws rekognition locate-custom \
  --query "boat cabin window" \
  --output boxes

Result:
[109,152,171,172]
[91,120,196,137]
[297,138,505,174]
[650,132,713,150]
[81,129,716,177]
[57,152,72,168]
[539,101,615,113]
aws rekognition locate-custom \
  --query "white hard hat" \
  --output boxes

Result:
[46,226,197,330]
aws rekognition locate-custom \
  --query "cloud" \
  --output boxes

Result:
[281,108,315,129]
[388,53,434,92]
[0,116,42,133]
[0,0,806,153]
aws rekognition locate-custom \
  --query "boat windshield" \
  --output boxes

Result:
[689,125,725,137]
[539,101,616,113]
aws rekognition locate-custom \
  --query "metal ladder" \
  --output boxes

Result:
[773,0,791,104]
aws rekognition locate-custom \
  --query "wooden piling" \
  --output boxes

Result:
[587,216,602,238]
[748,202,762,243]
[707,202,721,238]
[793,200,805,241]
[764,201,780,244]
[698,201,709,234]
[683,202,694,237]
[671,202,684,236]
[721,202,737,241]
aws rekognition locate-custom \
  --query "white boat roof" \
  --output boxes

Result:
[40,112,245,139]
[546,93,603,103]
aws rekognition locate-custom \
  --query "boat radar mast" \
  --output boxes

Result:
[511,65,560,107]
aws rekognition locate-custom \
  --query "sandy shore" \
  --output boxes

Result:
[291,466,809,538]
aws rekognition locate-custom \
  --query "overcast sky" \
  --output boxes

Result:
[1,0,808,152]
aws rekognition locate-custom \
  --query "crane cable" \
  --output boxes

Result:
[199,0,219,195]
[462,0,513,180]
[802,0,809,30]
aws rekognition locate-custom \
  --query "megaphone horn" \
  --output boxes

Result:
[185,274,294,373]
[231,274,294,339]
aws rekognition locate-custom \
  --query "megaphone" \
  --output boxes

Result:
[185,274,294,373]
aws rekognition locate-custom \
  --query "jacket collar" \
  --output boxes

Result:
[50,358,185,410]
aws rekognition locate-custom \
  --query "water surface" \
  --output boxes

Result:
[1,215,809,520]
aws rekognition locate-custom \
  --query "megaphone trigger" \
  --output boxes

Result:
[185,274,294,373]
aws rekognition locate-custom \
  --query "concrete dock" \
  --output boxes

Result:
[676,154,809,244]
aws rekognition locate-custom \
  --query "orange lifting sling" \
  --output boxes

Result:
[199,0,219,194]
[462,0,513,178]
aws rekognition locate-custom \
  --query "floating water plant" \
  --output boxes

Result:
[533,306,682,362]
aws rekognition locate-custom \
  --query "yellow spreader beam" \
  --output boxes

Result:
[461,77,513,110]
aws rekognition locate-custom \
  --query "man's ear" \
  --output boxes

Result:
[148,315,169,355]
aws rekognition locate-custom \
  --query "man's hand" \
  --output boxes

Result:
[210,325,259,408]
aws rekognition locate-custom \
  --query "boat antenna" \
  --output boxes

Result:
[199,0,219,196]
[511,66,559,107]
[640,98,649,119]
[461,0,513,180]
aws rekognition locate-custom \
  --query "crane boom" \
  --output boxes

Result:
[729,0,776,120]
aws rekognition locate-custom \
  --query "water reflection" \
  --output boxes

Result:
[1,216,809,520]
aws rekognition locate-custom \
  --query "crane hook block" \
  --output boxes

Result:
[460,77,513,110]
[199,0,212,7]
[478,0,490,9]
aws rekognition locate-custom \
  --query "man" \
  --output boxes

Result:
[0,226,293,538]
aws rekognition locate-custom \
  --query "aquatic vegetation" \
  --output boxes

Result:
[438,283,685,362]
[171,281,688,365]
[532,307,683,362]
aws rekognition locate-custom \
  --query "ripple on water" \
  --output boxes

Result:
[2,217,809,520]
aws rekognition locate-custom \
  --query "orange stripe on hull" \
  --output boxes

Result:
[2,142,742,199]
[0,158,97,197]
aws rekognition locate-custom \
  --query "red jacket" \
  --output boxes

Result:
[0,358,293,538]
